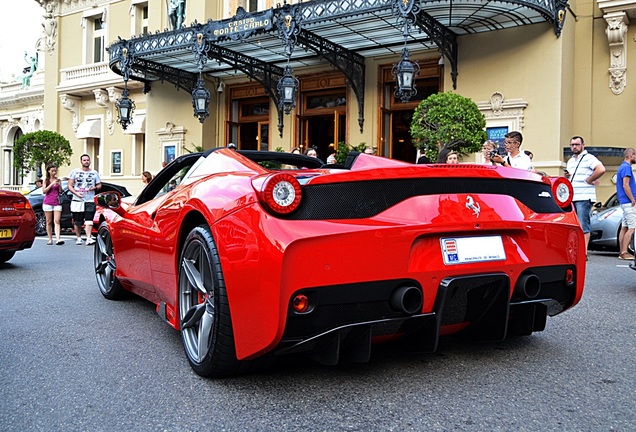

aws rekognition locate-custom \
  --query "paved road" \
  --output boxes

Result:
[1,237,634,431]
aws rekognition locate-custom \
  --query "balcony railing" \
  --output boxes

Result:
[57,62,124,93]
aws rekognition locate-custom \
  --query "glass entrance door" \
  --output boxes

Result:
[301,111,345,161]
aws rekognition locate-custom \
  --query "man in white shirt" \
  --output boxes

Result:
[564,135,606,250]
[490,131,532,170]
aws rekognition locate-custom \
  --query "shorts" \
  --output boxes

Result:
[621,203,636,229]
[573,200,592,233]
[72,201,96,227]
[42,204,62,212]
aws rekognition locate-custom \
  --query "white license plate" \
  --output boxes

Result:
[440,235,506,265]
[0,228,12,239]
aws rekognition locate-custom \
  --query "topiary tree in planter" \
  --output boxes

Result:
[13,130,73,175]
[410,92,487,163]
[335,141,367,164]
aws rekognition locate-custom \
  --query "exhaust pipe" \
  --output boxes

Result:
[390,286,423,314]
[516,274,541,299]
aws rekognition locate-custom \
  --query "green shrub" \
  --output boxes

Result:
[13,130,73,174]
[410,92,486,162]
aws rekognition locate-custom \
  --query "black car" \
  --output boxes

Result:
[26,180,131,236]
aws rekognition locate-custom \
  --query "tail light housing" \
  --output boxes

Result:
[12,200,31,210]
[258,173,302,215]
[550,177,573,209]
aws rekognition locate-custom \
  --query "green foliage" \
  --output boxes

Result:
[410,92,487,162]
[182,143,205,153]
[335,142,367,164]
[258,147,286,169]
[13,130,72,174]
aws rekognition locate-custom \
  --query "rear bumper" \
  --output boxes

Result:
[220,199,585,361]
[275,271,576,364]
[0,218,36,252]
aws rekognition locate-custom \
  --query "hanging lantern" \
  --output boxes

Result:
[116,87,135,130]
[277,65,299,114]
[392,47,420,103]
[192,78,210,123]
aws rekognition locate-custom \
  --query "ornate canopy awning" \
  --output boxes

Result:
[108,0,568,135]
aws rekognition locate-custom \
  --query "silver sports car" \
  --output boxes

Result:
[589,193,634,253]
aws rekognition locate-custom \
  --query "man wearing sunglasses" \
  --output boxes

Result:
[564,136,606,251]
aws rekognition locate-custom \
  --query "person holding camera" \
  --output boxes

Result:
[481,140,498,165]
[42,163,64,246]
[489,131,532,170]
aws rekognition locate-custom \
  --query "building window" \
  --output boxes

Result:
[297,73,347,160]
[242,0,265,12]
[83,11,107,64]
[92,17,105,63]
[132,2,149,36]
[379,59,442,162]
[227,85,270,151]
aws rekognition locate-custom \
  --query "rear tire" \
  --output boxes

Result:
[0,251,15,263]
[178,225,266,377]
[34,209,46,236]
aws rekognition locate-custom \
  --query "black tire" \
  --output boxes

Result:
[94,221,126,300]
[178,225,263,377]
[0,251,15,264]
[34,209,47,236]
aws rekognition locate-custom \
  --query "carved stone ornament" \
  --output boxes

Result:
[490,92,504,115]
[36,1,58,55]
[60,93,80,131]
[477,92,528,130]
[93,89,115,135]
[604,12,629,95]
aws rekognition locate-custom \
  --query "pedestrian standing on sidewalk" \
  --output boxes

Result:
[616,148,636,260]
[42,163,64,245]
[564,135,606,252]
[67,154,101,246]
[490,131,532,170]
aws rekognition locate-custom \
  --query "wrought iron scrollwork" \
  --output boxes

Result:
[392,0,421,38]
[276,1,302,58]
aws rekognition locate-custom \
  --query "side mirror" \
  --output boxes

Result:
[95,191,122,209]
[593,202,602,209]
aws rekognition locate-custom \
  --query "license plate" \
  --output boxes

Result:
[0,228,12,239]
[440,235,506,265]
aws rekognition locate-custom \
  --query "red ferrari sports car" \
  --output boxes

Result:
[93,149,584,377]
[0,189,36,264]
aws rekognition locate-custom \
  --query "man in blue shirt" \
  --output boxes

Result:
[616,147,636,260]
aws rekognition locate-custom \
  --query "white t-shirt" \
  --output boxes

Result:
[566,150,602,202]
[505,151,533,170]
[68,168,101,203]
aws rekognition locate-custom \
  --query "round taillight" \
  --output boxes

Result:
[292,294,310,313]
[550,177,573,208]
[260,173,302,215]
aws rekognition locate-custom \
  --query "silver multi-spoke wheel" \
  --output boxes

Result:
[94,222,125,299]
[180,247,215,363]
[178,225,254,377]
[34,210,47,236]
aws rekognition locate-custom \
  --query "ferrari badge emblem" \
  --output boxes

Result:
[466,195,480,218]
